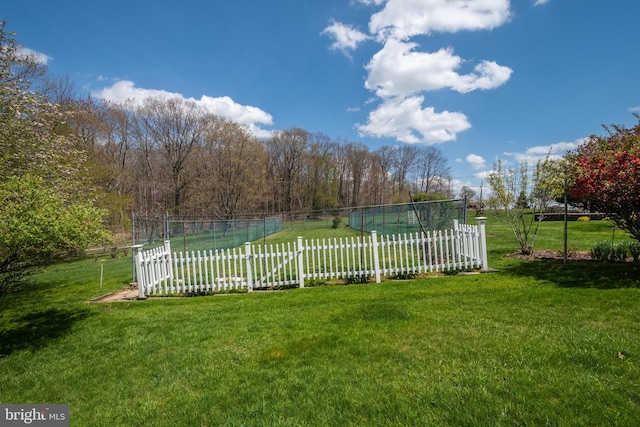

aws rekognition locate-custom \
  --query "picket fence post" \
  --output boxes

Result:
[132,244,145,298]
[244,242,253,292]
[371,230,381,283]
[297,236,305,288]
[164,240,173,286]
[476,217,489,271]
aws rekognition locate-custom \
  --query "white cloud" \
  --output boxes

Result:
[95,80,177,102]
[198,95,273,128]
[321,20,370,53]
[355,0,385,5]
[503,138,585,164]
[369,0,512,40]
[17,46,52,65]
[449,178,488,198]
[93,80,274,138]
[628,106,640,113]
[365,39,512,97]
[466,154,486,170]
[96,75,116,82]
[357,95,471,143]
[475,170,494,180]
[457,60,513,93]
[327,0,514,147]
[533,0,550,6]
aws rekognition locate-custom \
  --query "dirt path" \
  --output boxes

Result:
[91,286,140,302]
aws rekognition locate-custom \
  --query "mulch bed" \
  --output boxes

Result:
[504,250,592,261]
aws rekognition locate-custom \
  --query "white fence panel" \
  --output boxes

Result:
[251,240,300,289]
[301,235,376,283]
[133,218,488,298]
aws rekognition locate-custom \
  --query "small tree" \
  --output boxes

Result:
[0,22,108,294]
[0,176,109,293]
[459,186,477,202]
[411,192,448,202]
[487,157,558,254]
[570,116,640,241]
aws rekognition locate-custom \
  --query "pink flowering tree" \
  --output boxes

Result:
[570,115,640,241]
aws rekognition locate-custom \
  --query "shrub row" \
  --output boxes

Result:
[590,240,640,262]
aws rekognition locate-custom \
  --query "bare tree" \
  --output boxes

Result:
[302,133,339,210]
[67,98,135,194]
[194,118,266,219]
[135,96,207,214]
[412,146,451,196]
[38,74,78,108]
[367,146,395,205]
[65,98,135,233]
[487,158,556,255]
[345,142,370,207]
[129,104,161,215]
[265,127,309,212]
[459,186,477,202]
[392,145,419,200]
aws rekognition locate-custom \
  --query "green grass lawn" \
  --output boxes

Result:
[1,216,639,426]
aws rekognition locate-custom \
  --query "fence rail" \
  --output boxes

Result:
[133,219,488,298]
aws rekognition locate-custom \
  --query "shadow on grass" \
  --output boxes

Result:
[0,308,91,357]
[501,259,640,289]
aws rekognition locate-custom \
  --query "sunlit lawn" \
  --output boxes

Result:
[1,215,639,426]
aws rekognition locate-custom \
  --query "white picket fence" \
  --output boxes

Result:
[133,218,488,298]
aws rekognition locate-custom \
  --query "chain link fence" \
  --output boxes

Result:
[132,199,467,253]
[349,199,466,236]
[132,214,281,253]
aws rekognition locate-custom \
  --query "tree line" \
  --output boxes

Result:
[66,96,455,220]
[2,24,457,226]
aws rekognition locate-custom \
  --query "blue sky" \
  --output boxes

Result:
[4,0,640,195]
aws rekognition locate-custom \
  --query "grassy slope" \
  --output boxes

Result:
[1,216,639,426]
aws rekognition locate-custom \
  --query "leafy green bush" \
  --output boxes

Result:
[389,272,417,280]
[628,242,640,262]
[612,242,630,262]
[0,176,109,294]
[345,274,371,284]
[331,216,343,229]
[590,241,613,262]
[182,287,249,297]
[590,241,636,262]
[271,283,299,291]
